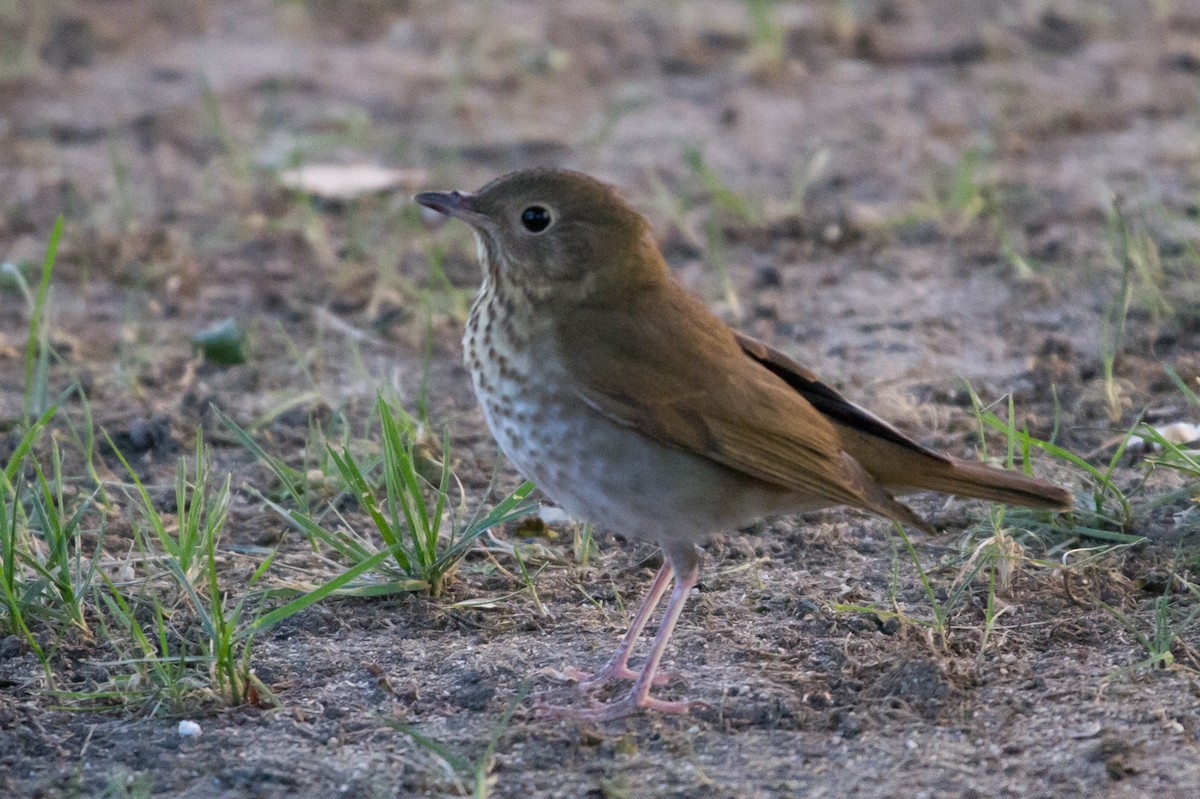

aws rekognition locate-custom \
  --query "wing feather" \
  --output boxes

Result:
[556,286,878,511]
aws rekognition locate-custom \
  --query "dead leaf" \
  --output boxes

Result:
[278,164,429,201]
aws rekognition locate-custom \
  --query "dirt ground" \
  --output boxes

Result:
[2,1,1200,797]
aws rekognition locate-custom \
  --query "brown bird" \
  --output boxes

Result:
[415,169,1072,720]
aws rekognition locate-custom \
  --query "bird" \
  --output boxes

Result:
[414,169,1072,721]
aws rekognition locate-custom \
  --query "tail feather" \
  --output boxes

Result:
[834,424,1073,513]
[736,331,1073,516]
[840,453,937,534]
[907,456,1074,511]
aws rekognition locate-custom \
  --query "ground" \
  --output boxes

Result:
[2,1,1200,797]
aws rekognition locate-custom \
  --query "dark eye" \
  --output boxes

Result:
[520,205,552,233]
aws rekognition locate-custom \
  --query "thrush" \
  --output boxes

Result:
[415,169,1072,721]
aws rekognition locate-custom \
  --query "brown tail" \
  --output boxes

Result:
[734,332,1073,514]
[905,456,1073,511]
[834,424,1074,513]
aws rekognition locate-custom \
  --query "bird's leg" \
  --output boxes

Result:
[566,561,674,690]
[542,545,708,721]
[532,560,675,706]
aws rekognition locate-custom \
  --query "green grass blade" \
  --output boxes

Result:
[212,405,308,507]
[3,404,59,489]
[102,430,176,557]
[23,216,61,422]
[244,544,418,636]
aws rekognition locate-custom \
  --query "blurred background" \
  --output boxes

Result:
[3,1,1198,417]
[5,0,1200,551]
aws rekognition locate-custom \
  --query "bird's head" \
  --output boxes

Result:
[415,169,663,299]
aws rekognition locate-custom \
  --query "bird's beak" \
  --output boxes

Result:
[414,190,488,226]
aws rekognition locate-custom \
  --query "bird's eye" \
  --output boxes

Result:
[520,205,552,233]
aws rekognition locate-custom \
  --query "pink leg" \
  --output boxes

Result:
[568,561,673,691]
[542,546,708,721]
[532,561,674,706]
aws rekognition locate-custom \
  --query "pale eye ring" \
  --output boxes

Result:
[520,205,552,233]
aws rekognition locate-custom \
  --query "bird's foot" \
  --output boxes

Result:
[530,663,675,706]
[536,689,708,721]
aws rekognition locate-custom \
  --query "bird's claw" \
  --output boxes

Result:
[536,692,709,721]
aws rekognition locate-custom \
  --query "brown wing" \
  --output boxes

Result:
[554,283,913,516]
[733,331,950,463]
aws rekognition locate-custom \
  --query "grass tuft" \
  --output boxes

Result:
[221,395,538,602]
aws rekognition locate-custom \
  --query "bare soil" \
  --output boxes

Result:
[2,1,1200,797]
